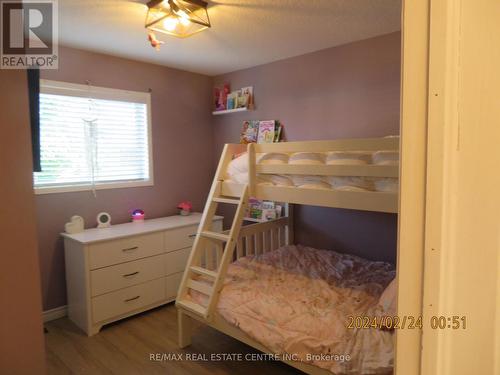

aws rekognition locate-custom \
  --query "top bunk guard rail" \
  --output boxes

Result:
[252,137,399,153]
[221,137,400,213]
[255,164,398,177]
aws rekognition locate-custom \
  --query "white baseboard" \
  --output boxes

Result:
[43,305,67,323]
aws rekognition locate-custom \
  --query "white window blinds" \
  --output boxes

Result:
[34,80,152,193]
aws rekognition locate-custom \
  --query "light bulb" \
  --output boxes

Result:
[179,16,190,26]
[163,17,178,31]
[177,10,190,26]
[177,10,189,18]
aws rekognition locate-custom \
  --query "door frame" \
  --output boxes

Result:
[419,0,500,373]
[396,0,430,374]
[419,0,462,373]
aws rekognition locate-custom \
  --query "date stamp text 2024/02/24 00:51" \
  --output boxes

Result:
[346,315,467,330]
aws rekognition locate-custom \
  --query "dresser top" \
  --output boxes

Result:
[62,213,223,244]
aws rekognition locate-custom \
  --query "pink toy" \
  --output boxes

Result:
[177,201,192,216]
[148,32,164,51]
[131,209,145,222]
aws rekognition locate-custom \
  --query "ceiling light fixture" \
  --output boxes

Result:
[145,0,211,39]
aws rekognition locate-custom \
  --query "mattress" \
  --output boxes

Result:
[289,152,326,165]
[225,152,399,192]
[372,151,399,166]
[188,245,395,375]
[326,151,372,165]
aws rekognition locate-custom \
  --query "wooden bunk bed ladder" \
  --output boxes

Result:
[176,143,249,321]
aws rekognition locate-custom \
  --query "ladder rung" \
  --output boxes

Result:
[187,279,213,296]
[201,231,230,242]
[190,266,217,279]
[213,197,240,205]
[176,299,207,317]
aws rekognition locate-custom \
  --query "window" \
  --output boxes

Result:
[34,80,153,194]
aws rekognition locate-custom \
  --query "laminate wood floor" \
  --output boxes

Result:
[44,302,301,375]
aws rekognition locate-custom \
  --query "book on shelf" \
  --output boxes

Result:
[213,86,220,110]
[274,121,282,142]
[240,120,260,144]
[245,199,283,221]
[240,120,283,144]
[257,120,275,143]
[237,95,247,108]
[240,86,253,109]
[258,120,284,143]
[226,91,240,110]
[214,83,230,111]
[213,85,254,112]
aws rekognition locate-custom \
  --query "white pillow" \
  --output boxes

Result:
[229,172,249,184]
[258,153,289,165]
[374,178,399,193]
[291,175,331,190]
[289,152,325,165]
[327,176,374,191]
[258,174,294,186]
[226,153,249,177]
[372,150,399,166]
[326,151,372,165]
[377,278,397,317]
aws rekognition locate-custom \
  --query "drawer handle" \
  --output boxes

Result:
[122,271,139,278]
[188,234,197,238]
[122,246,139,252]
[124,295,140,302]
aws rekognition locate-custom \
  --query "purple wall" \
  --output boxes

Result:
[213,32,401,263]
[38,47,214,310]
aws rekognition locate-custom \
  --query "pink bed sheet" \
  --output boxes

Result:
[189,245,395,374]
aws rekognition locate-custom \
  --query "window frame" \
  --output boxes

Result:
[34,79,154,195]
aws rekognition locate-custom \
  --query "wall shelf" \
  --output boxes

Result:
[212,107,249,115]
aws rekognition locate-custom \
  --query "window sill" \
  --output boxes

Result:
[34,180,154,195]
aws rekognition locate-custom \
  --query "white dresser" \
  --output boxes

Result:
[62,213,223,336]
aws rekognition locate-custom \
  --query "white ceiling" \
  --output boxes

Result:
[57,0,401,76]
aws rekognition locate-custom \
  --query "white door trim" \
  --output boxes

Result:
[395,0,430,374]
[422,0,500,373]
[421,0,462,373]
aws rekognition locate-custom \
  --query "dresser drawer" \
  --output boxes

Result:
[163,220,223,253]
[165,247,191,275]
[90,254,165,297]
[92,278,165,323]
[88,232,163,269]
[166,272,183,300]
[164,225,198,253]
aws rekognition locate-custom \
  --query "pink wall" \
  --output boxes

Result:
[213,32,401,263]
[38,47,214,310]
[0,70,46,374]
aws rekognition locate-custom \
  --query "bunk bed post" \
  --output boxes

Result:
[247,143,256,197]
[178,309,193,348]
[285,203,294,245]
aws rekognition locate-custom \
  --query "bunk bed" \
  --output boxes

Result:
[175,137,399,375]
